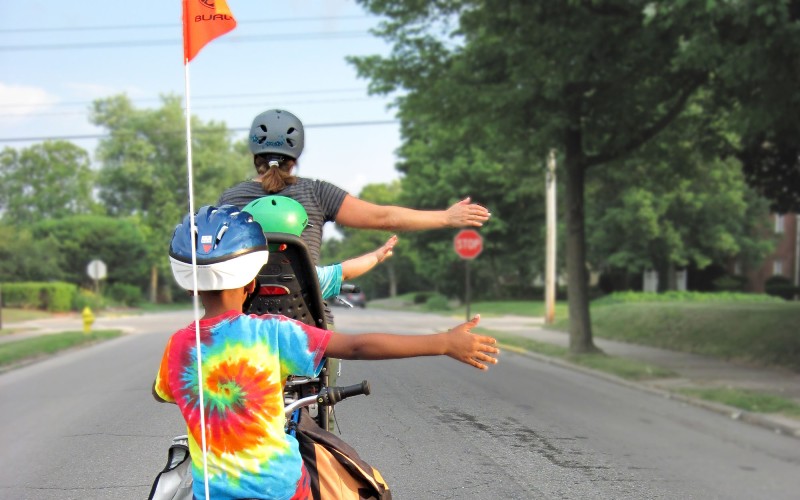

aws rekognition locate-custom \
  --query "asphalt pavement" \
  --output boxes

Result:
[476,314,800,439]
[3,308,800,439]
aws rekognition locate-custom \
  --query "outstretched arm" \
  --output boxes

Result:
[340,235,398,281]
[335,195,490,231]
[325,315,499,370]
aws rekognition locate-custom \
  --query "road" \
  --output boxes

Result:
[0,308,798,499]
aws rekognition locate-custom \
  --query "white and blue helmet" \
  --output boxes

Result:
[169,205,269,291]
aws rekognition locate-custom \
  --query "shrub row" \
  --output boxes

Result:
[1,281,144,312]
[1,282,77,312]
[764,276,800,301]
[592,290,784,306]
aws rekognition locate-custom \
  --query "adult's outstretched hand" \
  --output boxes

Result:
[446,197,491,227]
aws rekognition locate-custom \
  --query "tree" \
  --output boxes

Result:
[350,0,799,352]
[739,132,800,214]
[90,94,251,301]
[322,181,416,298]
[0,224,63,282]
[0,141,96,223]
[704,1,800,213]
[586,100,774,288]
[31,215,153,290]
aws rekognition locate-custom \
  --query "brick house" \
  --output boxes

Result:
[740,213,799,293]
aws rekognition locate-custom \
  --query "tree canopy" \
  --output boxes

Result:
[90,94,251,299]
[0,141,96,223]
[350,0,800,351]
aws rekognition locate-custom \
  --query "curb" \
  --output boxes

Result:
[498,342,800,440]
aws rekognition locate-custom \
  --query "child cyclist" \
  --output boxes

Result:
[243,195,397,301]
[153,205,499,500]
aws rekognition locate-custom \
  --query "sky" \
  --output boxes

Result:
[0,0,402,198]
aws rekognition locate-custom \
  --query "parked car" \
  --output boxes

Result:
[333,290,367,308]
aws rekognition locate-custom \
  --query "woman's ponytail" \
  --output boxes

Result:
[254,155,297,193]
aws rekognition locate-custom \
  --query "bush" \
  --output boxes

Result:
[72,289,108,311]
[765,275,798,300]
[592,290,783,306]
[1,282,77,312]
[712,274,748,292]
[106,282,144,306]
[423,294,450,311]
[413,292,435,304]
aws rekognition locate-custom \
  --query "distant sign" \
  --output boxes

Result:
[87,259,107,280]
[454,229,483,260]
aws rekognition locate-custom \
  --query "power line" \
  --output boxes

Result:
[0,31,370,51]
[0,15,370,34]
[0,120,398,144]
[0,97,377,118]
[0,88,367,110]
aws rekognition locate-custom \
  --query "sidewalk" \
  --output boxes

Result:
[478,314,800,439]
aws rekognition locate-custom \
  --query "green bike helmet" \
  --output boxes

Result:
[243,196,308,237]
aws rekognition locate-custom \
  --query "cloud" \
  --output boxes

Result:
[0,82,58,120]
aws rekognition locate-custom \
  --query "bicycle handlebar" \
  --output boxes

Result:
[284,380,370,417]
[339,283,361,294]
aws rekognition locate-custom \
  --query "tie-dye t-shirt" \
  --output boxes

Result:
[154,310,330,500]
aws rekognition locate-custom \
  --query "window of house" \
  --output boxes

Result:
[773,259,783,276]
[775,214,785,234]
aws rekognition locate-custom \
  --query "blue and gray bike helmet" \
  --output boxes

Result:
[169,205,270,291]
[248,109,304,160]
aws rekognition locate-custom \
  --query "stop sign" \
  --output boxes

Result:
[454,229,483,260]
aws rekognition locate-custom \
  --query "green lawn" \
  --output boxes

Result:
[677,387,800,417]
[553,301,800,371]
[1,308,54,323]
[0,330,123,368]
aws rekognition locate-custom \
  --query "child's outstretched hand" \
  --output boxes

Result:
[374,235,398,263]
[444,314,499,370]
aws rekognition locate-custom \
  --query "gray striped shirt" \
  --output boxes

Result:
[217,178,348,264]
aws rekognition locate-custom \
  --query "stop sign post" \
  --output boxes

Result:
[454,230,484,320]
[86,259,107,294]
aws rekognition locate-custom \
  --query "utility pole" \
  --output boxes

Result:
[545,149,557,324]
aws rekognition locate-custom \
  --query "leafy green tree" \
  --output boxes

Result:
[350,0,799,352]
[699,2,800,213]
[90,94,251,301]
[586,101,774,288]
[587,157,772,289]
[0,224,63,282]
[0,141,96,223]
[322,181,416,298]
[31,215,153,290]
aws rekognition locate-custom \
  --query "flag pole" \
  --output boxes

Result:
[181,2,237,497]
[184,58,211,500]
[183,5,211,495]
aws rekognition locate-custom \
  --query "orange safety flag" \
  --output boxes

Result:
[182,0,237,63]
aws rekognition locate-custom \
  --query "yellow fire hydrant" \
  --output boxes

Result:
[82,306,95,334]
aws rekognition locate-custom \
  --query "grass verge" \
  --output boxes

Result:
[552,301,800,371]
[677,387,800,418]
[482,329,676,381]
[0,330,123,368]
[2,308,58,335]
